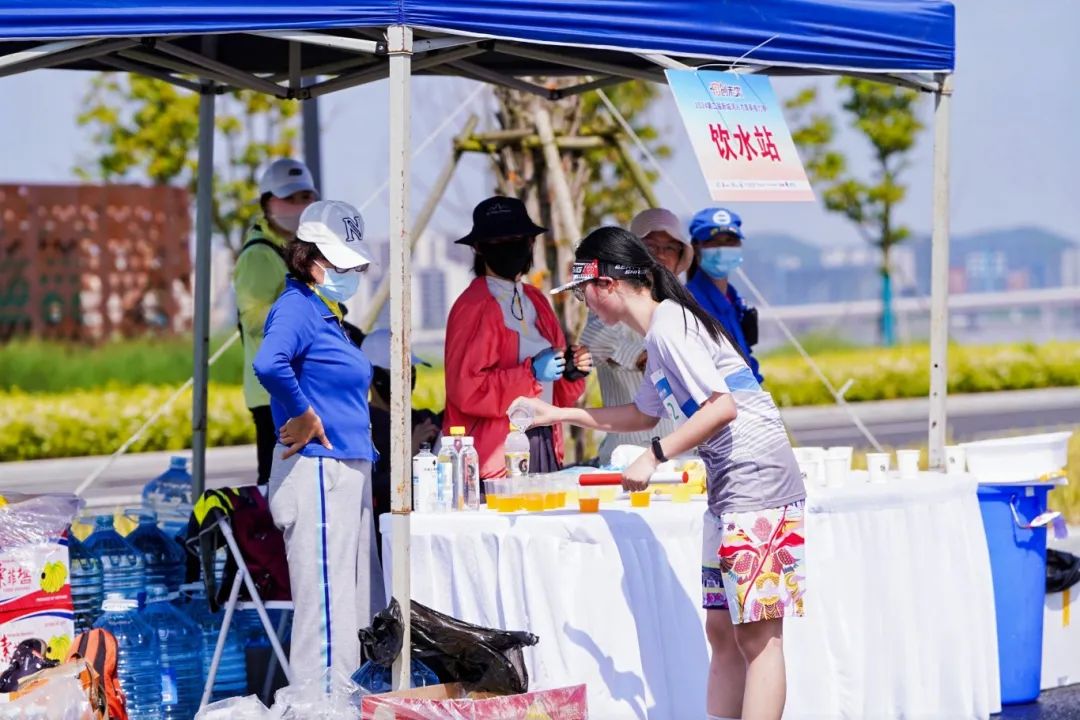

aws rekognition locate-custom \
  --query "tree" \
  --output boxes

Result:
[76,75,301,256]
[786,78,925,346]
[487,80,667,298]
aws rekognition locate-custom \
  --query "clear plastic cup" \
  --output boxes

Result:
[484,479,503,511]
[629,490,652,508]
[498,477,523,513]
[508,404,534,433]
[522,476,545,512]
[671,484,692,503]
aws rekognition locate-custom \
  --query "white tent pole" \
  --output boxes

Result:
[191,81,216,499]
[927,72,953,470]
[387,23,414,692]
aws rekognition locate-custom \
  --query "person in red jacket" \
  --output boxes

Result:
[445,196,592,479]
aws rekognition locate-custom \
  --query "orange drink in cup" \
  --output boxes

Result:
[522,477,545,512]
[577,486,600,513]
[629,490,652,508]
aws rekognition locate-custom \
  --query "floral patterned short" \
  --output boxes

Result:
[701,501,806,624]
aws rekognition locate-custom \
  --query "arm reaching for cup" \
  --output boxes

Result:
[509,392,738,491]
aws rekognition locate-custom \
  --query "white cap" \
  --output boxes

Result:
[361,328,431,370]
[296,200,377,270]
[259,158,317,199]
[630,208,693,274]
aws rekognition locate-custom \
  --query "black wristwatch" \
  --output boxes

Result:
[651,436,667,463]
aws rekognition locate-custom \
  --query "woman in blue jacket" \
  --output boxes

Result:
[253,199,383,681]
[687,207,763,384]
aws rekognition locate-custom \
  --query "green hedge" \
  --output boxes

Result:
[2,341,1078,463]
[0,384,254,462]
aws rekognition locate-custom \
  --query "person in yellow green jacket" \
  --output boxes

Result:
[233,158,318,485]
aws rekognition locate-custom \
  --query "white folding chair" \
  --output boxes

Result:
[199,518,293,709]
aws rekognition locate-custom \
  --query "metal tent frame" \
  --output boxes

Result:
[0,15,954,687]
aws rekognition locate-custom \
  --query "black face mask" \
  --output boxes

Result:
[479,242,533,280]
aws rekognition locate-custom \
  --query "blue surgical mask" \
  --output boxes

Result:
[315,264,361,302]
[698,247,743,279]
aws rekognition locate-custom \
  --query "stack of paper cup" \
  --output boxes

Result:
[945,446,967,475]
[865,452,892,484]
[793,447,826,487]
[824,446,853,487]
[896,449,920,480]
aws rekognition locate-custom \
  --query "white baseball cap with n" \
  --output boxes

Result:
[360,328,432,370]
[296,200,377,270]
[259,158,317,199]
[630,207,693,274]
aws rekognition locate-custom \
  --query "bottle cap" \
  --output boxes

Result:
[419,442,431,452]
[462,437,475,446]
[450,426,466,436]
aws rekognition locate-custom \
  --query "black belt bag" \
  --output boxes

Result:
[740,307,759,347]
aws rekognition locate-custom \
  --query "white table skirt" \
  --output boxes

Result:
[382,472,1000,719]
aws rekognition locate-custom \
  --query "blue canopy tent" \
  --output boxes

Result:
[1,0,955,692]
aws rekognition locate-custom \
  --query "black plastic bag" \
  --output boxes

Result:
[358,597,539,695]
[1047,549,1080,594]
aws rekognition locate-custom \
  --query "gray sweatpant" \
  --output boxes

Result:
[268,453,385,681]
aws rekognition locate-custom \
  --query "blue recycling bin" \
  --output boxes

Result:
[977,483,1051,705]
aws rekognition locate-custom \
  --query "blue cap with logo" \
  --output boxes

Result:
[689,208,745,243]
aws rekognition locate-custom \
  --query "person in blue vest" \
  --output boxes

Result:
[687,208,763,384]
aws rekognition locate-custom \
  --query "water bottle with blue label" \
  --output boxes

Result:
[127,510,187,595]
[83,515,145,602]
[94,594,163,720]
[142,456,194,541]
[436,437,456,513]
[142,585,204,719]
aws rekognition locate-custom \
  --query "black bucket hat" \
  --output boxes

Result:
[455,196,547,246]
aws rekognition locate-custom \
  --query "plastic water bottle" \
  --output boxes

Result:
[68,533,103,633]
[435,437,456,513]
[450,426,466,510]
[352,657,440,694]
[412,443,437,513]
[143,585,204,719]
[127,511,187,595]
[179,584,248,702]
[460,437,481,511]
[142,456,194,541]
[94,594,163,720]
[505,424,530,477]
[83,516,145,602]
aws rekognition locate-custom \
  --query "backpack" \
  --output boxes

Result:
[67,629,127,720]
[187,486,291,611]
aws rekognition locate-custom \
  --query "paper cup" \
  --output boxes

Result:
[865,453,891,484]
[824,457,849,487]
[793,447,827,487]
[826,446,854,469]
[896,450,920,480]
[945,446,967,475]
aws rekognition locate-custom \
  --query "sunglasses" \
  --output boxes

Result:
[571,277,611,302]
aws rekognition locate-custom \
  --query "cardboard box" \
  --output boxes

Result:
[0,606,75,665]
[361,683,587,720]
[0,540,72,614]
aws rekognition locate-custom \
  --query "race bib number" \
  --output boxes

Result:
[651,370,698,426]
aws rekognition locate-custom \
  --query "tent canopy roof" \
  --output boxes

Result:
[1,1,955,85]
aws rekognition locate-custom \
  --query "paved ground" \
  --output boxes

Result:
[781,386,1080,449]
[996,686,1080,719]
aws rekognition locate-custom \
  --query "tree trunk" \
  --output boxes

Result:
[880,245,896,347]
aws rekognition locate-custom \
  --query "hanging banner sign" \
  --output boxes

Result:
[665,69,815,202]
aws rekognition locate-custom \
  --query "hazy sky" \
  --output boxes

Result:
[1,0,1076,248]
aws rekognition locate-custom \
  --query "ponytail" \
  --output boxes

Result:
[575,226,751,366]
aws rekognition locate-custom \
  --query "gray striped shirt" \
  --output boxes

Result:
[579,314,678,464]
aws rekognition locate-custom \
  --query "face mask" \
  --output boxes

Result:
[316,264,361,303]
[270,208,303,234]
[480,242,532,280]
[698,247,743,279]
